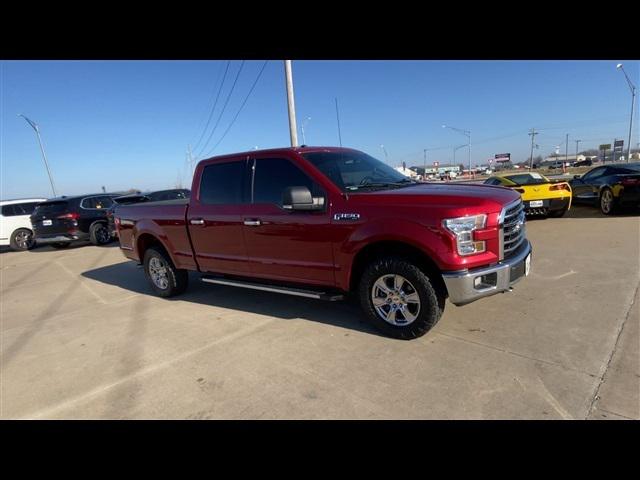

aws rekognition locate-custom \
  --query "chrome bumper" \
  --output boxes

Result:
[442,240,532,306]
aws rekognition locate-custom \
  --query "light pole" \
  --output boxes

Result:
[575,139,582,160]
[380,144,389,165]
[284,60,298,147]
[617,63,636,163]
[300,116,311,145]
[453,144,466,166]
[443,124,471,172]
[18,114,57,197]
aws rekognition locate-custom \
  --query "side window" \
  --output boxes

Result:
[200,161,246,205]
[253,158,323,206]
[1,205,15,216]
[18,202,41,215]
[582,167,605,182]
[82,196,113,209]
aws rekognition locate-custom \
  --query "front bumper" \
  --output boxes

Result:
[442,240,532,306]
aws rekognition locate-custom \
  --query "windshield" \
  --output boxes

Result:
[302,150,415,191]
[503,173,548,186]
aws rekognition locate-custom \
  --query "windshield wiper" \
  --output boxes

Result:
[347,179,418,191]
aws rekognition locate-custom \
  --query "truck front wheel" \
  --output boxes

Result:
[143,246,189,297]
[359,258,444,340]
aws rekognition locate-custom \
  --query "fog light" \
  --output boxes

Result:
[474,272,498,290]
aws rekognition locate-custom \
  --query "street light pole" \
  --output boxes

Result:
[284,60,299,147]
[617,63,636,163]
[575,139,581,160]
[18,114,57,197]
[443,125,471,172]
[300,116,311,145]
[380,144,389,165]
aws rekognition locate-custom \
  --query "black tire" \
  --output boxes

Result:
[359,257,444,340]
[143,246,189,298]
[51,242,71,249]
[90,222,111,245]
[599,188,617,215]
[9,228,35,251]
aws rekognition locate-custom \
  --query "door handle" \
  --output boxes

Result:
[190,218,205,225]
[243,219,262,226]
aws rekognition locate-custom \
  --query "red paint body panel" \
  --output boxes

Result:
[115,146,521,293]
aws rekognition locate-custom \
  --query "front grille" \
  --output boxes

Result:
[501,200,526,259]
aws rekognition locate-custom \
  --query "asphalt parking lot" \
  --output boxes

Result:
[1,204,638,419]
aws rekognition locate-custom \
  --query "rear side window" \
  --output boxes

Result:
[200,161,246,205]
[33,201,68,216]
[253,158,322,205]
[81,196,114,209]
[2,202,41,216]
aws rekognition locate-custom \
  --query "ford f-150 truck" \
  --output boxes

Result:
[115,147,531,339]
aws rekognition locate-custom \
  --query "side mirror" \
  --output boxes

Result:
[282,186,325,211]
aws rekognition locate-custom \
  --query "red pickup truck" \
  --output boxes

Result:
[115,147,531,339]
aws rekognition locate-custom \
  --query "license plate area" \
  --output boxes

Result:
[42,219,52,226]
[529,200,543,208]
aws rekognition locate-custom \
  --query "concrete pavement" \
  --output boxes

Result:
[1,205,638,419]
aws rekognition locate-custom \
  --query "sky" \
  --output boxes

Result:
[1,60,638,199]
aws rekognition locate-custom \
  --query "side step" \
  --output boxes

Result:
[201,276,344,301]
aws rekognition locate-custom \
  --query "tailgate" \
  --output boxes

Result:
[31,201,73,236]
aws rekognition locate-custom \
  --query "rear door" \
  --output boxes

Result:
[187,157,251,275]
[78,195,115,231]
[241,155,335,286]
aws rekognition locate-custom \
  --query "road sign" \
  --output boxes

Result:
[614,140,624,152]
[600,144,611,150]
[495,153,510,160]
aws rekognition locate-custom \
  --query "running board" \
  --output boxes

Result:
[201,276,344,301]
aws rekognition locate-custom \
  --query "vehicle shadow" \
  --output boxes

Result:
[524,204,639,221]
[81,261,384,338]
[0,241,120,255]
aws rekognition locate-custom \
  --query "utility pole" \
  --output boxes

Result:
[423,149,427,177]
[565,134,569,164]
[284,60,298,147]
[18,114,57,197]
[617,63,636,163]
[335,98,342,147]
[187,144,194,176]
[575,139,581,159]
[528,128,538,170]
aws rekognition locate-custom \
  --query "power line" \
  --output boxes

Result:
[191,61,231,152]
[195,61,245,159]
[201,61,269,157]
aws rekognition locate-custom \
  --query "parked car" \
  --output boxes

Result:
[107,189,190,238]
[547,161,565,170]
[572,159,593,168]
[483,172,572,217]
[30,193,121,248]
[114,146,532,340]
[0,198,47,250]
[569,163,640,215]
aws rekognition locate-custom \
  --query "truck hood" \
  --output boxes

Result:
[348,183,520,213]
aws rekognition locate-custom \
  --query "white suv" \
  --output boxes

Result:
[1,198,47,250]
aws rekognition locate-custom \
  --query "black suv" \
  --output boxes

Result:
[30,194,121,248]
[107,189,190,238]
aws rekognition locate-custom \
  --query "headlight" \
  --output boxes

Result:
[443,214,487,256]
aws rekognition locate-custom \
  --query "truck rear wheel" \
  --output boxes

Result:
[143,246,189,297]
[359,257,444,340]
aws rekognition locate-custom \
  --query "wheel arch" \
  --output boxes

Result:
[349,240,447,299]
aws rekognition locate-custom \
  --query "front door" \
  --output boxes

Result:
[242,156,335,287]
[187,158,251,275]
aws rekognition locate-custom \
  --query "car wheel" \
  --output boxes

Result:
[143,246,188,298]
[51,242,71,249]
[599,188,616,215]
[359,257,444,340]
[10,228,35,251]
[90,222,111,245]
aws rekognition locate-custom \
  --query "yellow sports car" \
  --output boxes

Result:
[483,172,572,217]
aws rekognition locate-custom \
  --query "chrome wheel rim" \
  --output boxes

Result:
[601,190,613,213]
[371,274,421,326]
[148,257,169,289]
[15,231,32,249]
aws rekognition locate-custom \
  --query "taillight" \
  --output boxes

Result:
[57,212,80,220]
[621,178,639,186]
[549,183,571,191]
